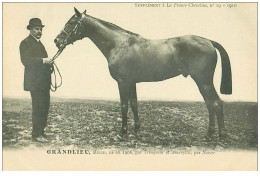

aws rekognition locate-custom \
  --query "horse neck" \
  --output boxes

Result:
[82,15,128,59]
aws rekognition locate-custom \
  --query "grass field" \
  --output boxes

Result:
[2,98,258,151]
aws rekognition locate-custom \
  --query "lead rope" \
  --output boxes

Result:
[50,49,64,92]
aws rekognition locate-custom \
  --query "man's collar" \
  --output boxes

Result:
[30,34,40,42]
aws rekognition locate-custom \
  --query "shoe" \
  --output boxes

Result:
[32,136,49,143]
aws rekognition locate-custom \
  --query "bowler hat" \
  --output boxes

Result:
[27,18,45,30]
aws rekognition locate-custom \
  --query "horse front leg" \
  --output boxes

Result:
[118,81,130,137]
[129,83,140,134]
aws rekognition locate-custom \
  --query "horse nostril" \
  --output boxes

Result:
[54,39,57,43]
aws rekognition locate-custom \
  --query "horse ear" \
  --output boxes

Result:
[83,10,86,14]
[74,7,82,18]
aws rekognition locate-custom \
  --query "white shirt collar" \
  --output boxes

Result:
[30,34,40,42]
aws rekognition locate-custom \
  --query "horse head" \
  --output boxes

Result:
[54,8,86,50]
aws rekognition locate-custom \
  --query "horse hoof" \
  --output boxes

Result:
[120,128,127,134]
[134,131,140,139]
[120,129,128,140]
[219,131,227,141]
[204,135,212,141]
[134,127,140,134]
[207,129,215,136]
[204,129,215,141]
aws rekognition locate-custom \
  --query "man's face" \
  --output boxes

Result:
[30,27,43,39]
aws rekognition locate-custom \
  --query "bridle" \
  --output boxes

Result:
[60,14,85,47]
[50,14,85,92]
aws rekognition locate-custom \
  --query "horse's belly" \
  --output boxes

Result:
[135,72,180,82]
[133,60,180,82]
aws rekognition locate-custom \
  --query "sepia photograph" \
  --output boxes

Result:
[2,2,257,171]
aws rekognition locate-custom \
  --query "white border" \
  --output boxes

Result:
[1,0,259,189]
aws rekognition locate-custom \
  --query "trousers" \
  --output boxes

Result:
[30,90,50,137]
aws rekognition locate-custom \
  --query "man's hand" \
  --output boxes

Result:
[42,58,53,64]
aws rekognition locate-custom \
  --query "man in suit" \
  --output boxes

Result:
[20,18,53,142]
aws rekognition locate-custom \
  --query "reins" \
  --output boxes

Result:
[50,48,64,92]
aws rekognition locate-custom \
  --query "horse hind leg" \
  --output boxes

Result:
[212,99,226,139]
[205,102,216,139]
[129,83,140,134]
[206,98,225,140]
[193,78,226,140]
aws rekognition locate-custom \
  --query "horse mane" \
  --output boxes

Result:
[86,14,139,37]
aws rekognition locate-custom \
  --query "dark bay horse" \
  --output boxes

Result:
[54,8,232,140]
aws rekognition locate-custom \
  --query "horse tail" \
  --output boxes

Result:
[211,40,232,94]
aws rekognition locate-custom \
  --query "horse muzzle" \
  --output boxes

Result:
[54,38,67,50]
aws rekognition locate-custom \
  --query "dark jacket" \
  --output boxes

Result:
[19,35,52,91]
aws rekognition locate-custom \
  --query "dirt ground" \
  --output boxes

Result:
[2,98,258,151]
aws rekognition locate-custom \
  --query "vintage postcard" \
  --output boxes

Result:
[2,2,257,171]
